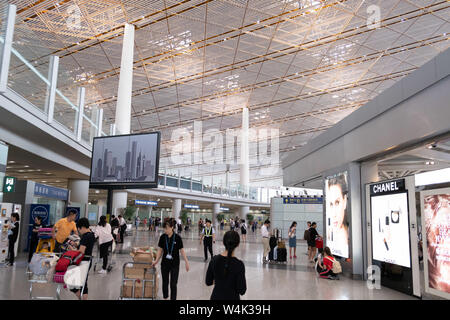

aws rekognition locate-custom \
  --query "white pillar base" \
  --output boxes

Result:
[172,199,182,219]
[67,179,89,204]
[112,191,127,216]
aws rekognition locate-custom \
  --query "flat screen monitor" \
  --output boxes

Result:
[89,132,160,189]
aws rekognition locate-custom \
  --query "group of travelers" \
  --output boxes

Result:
[134,215,162,232]
[262,219,340,280]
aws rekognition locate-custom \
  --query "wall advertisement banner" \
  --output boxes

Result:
[421,188,450,299]
[325,171,350,258]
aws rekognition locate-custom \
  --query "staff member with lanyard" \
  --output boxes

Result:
[152,220,190,300]
[200,219,216,262]
[261,220,271,264]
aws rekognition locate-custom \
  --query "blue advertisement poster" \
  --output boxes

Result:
[27,204,50,251]
[66,207,81,222]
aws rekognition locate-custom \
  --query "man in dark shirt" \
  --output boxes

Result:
[308,222,320,263]
[7,213,20,266]
[28,216,43,262]
[152,220,190,300]
[70,218,95,300]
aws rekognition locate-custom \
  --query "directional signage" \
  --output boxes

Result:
[135,200,158,206]
[220,207,230,211]
[3,176,16,193]
[184,204,200,209]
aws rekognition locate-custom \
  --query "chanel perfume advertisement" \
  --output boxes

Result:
[371,192,411,268]
[325,172,349,259]
[422,191,450,297]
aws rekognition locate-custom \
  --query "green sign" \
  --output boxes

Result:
[3,176,16,193]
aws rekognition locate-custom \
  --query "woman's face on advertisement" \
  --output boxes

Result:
[328,184,347,229]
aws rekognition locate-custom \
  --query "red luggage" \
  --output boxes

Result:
[53,271,65,284]
[55,250,84,272]
[315,237,323,249]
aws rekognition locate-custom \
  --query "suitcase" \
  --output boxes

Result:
[268,249,275,261]
[315,237,323,249]
[276,248,287,262]
[269,236,278,250]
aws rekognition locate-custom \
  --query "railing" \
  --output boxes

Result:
[157,170,265,202]
[0,4,107,147]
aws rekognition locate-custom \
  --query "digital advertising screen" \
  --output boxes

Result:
[371,192,411,268]
[325,171,349,258]
[422,189,450,298]
[90,132,161,189]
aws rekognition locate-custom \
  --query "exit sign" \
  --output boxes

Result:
[3,176,16,193]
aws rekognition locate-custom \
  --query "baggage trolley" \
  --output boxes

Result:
[27,252,62,300]
[93,240,116,272]
[119,262,157,300]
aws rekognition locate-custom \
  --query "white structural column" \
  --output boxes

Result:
[172,199,182,218]
[68,179,89,204]
[213,203,220,225]
[239,107,250,222]
[240,206,249,221]
[240,107,249,194]
[0,4,16,93]
[112,23,135,215]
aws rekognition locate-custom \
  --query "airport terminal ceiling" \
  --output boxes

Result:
[2,0,450,187]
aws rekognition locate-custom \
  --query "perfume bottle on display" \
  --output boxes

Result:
[391,207,400,224]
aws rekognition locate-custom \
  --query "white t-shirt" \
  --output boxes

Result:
[261,225,269,238]
[95,224,114,245]
[119,217,126,226]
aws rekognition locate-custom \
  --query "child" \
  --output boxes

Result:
[40,241,51,253]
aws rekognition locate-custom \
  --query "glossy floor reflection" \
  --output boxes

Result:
[0,228,416,300]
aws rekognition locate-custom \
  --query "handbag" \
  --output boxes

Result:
[64,261,90,289]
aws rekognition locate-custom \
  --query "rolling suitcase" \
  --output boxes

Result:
[276,248,287,262]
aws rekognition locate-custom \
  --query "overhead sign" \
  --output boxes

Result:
[3,176,16,193]
[370,179,405,196]
[34,183,69,200]
[184,204,199,209]
[283,197,323,204]
[135,200,158,206]
[220,207,230,211]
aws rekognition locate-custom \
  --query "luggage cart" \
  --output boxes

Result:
[93,240,116,272]
[119,262,157,300]
[27,252,62,300]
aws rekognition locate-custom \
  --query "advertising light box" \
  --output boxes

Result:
[90,132,160,189]
[325,171,349,258]
[370,191,411,268]
[421,188,450,299]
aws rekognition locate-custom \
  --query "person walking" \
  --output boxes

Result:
[28,216,43,263]
[200,219,216,261]
[6,212,20,266]
[261,220,271,264]
[95,215,114,274]
[69,218,95,300]
[251,221,256,233]
[118,215,126,243]
[143,217,148,231]
[240,219,247,242]
[205,231,247,300]
[308,222,320,263]
[134,216,140,231]
[230,219,235,231]
[288,221,298,259]
[52,210,78,253]
[177,216,182,234]
[152,220,190,300]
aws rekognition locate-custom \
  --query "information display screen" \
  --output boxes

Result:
[371,192,411,268]
[325,172,349,258]
[90,132,160,189]
[423,191,450,296]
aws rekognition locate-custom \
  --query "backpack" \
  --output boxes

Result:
[55,250,84,273]
[304,229,310,241]
[325,256,342,274]
[241,224,246,232]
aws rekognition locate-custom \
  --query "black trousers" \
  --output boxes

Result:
[28,239,38,263]
[99,241,113,270]
[8,239,16,264]
[203,237,213,259]
[161,262,180,300]
[119,226,125,243]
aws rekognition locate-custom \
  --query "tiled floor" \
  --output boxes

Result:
[0,228,416,300]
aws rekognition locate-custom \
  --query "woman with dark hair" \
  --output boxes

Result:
[206,231,247,300]
[288,221,297,259]
[95,215,114,274]
[152,219,190,300]
[6,212,20,266]
[318,247,338,280]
